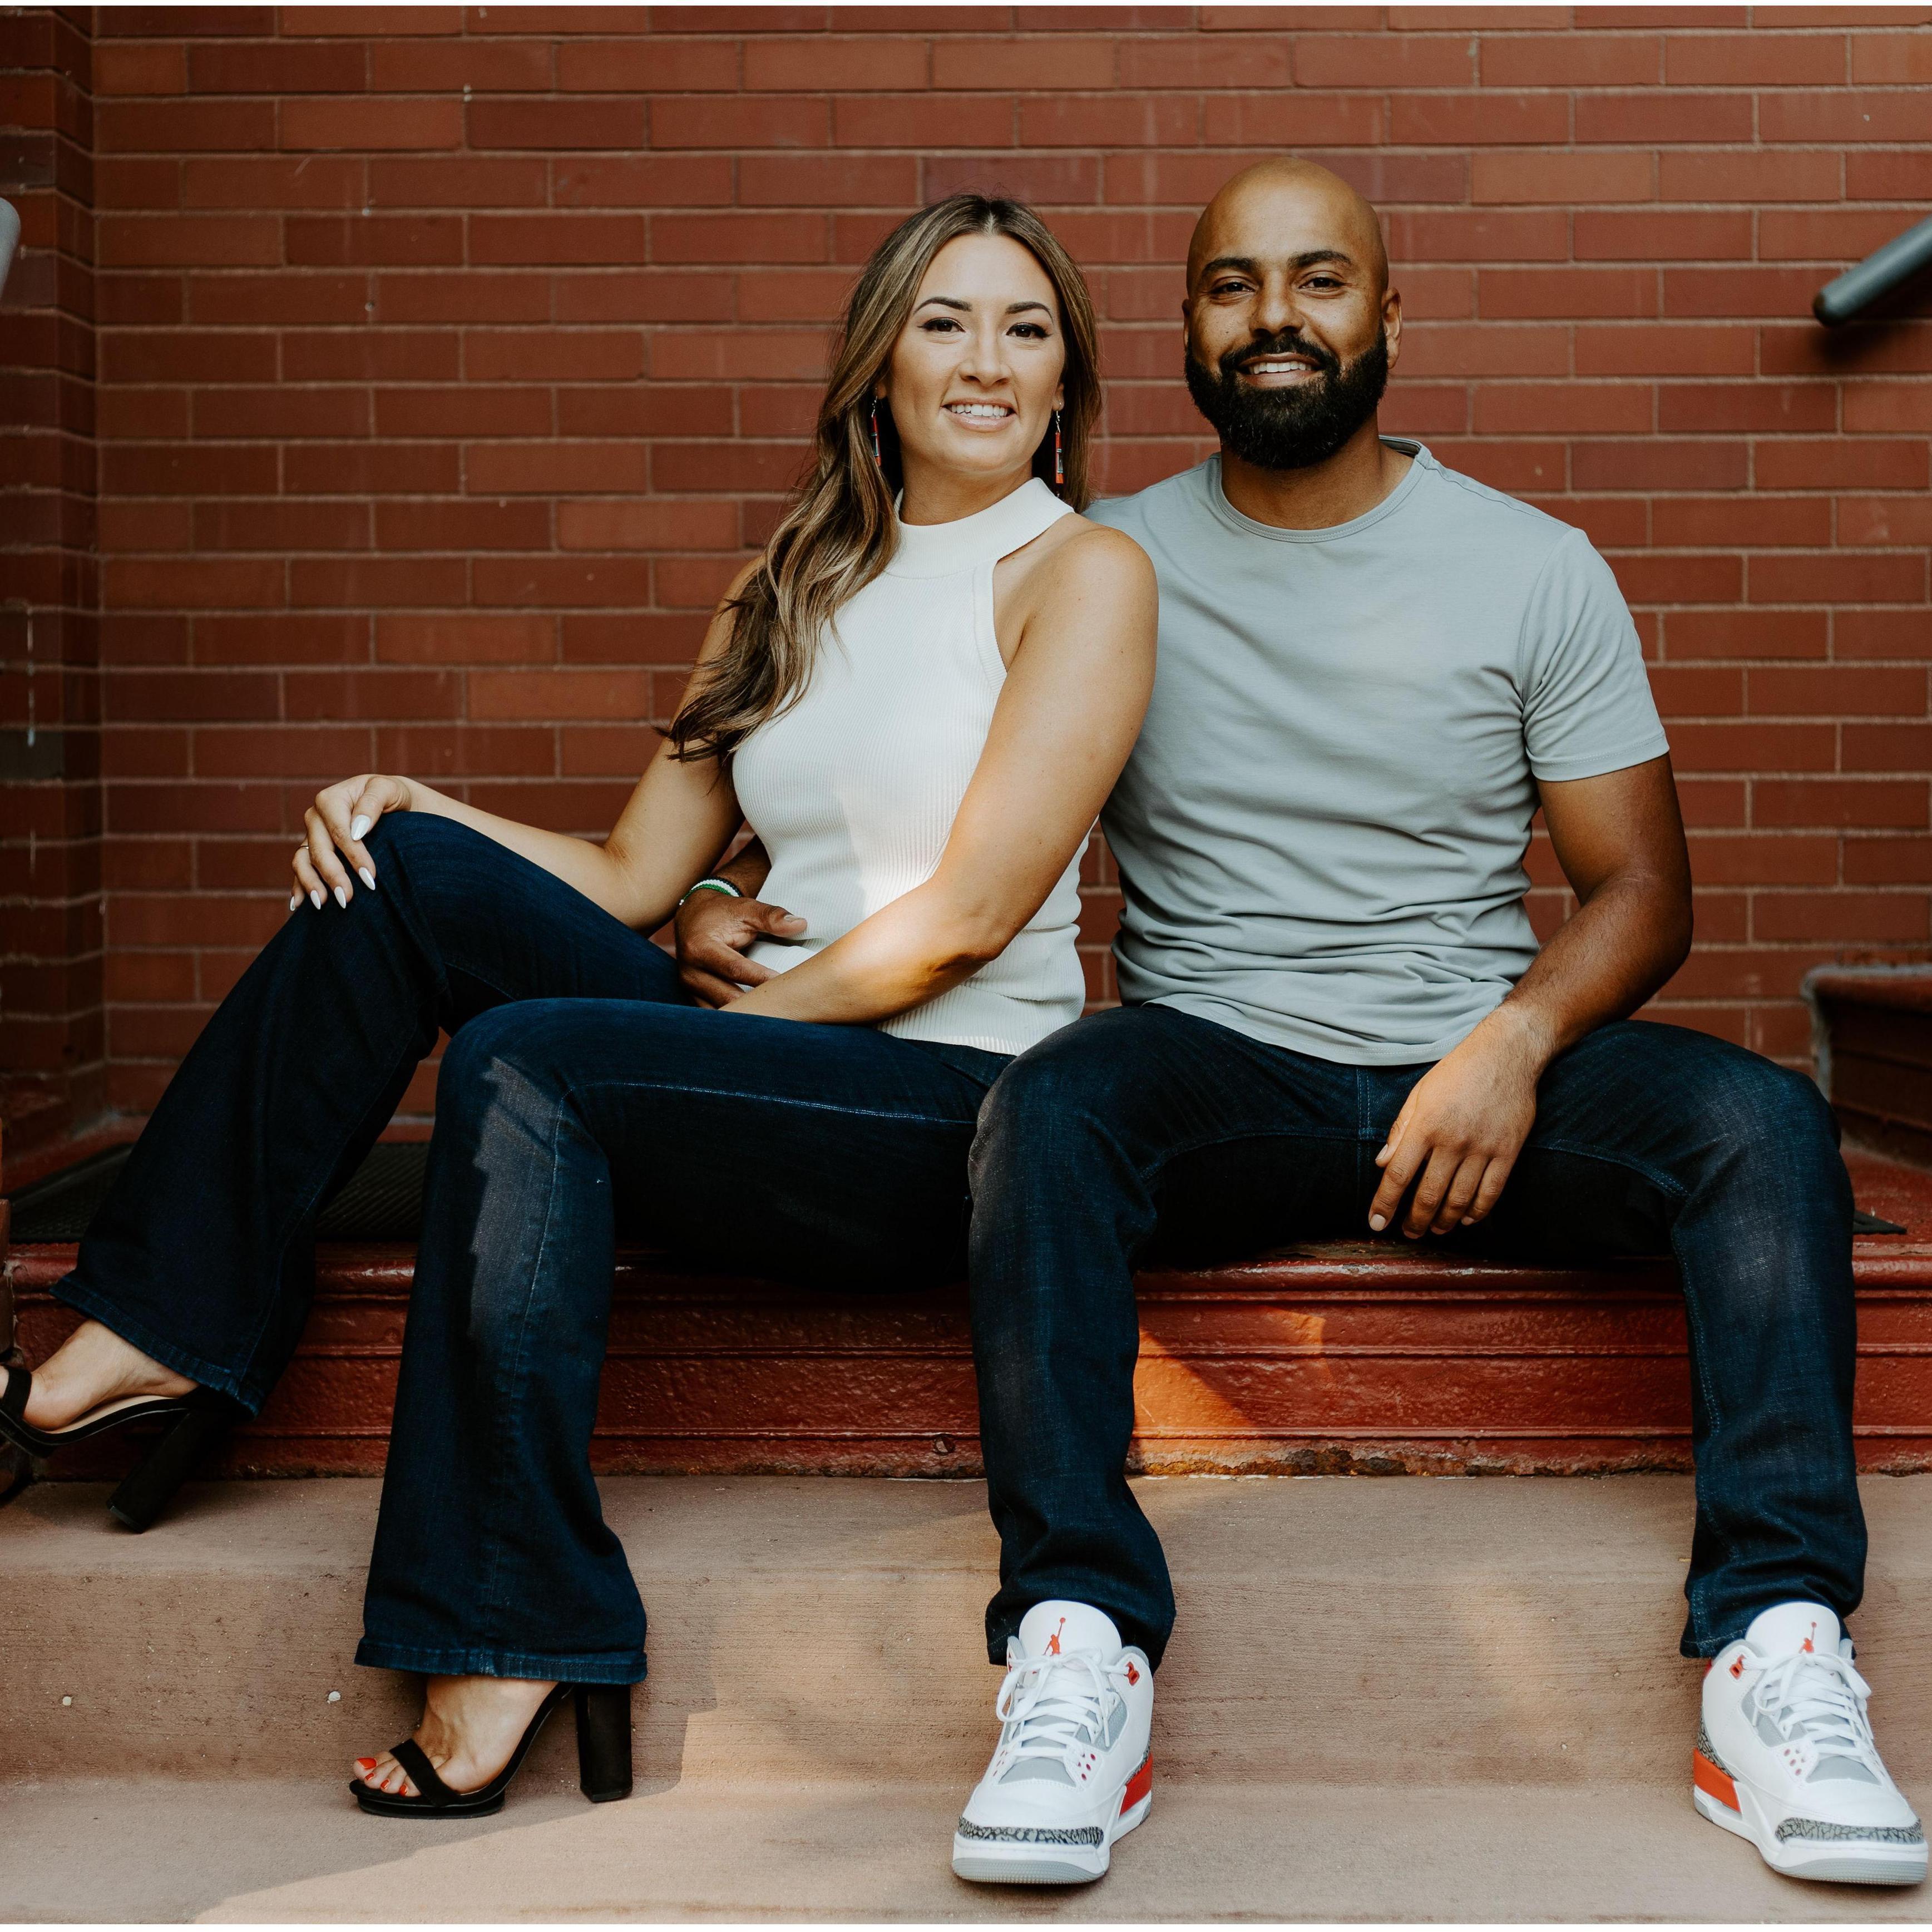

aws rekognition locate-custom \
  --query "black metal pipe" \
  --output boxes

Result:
[1813,213,1932,327]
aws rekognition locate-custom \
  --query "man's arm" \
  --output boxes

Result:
[672,838,810,1008]
[1367,753,1692,1238]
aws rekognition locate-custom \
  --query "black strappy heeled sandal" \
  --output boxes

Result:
[0,1364,237,1533]
[351,1682,634,1819]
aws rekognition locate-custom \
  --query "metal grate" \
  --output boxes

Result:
[7,1141,432,1244]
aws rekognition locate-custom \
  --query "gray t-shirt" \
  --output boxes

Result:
[1086,443,1670,1065]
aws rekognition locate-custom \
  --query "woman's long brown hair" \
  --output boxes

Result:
[668,194,1100,769]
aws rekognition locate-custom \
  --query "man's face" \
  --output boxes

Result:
[1183,179,1400,472]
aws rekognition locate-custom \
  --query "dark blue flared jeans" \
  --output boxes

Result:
[969,1003,1864,1669]
[57,813,1007,1683]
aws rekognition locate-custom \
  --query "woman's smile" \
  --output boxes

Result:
[944,400,1017,428]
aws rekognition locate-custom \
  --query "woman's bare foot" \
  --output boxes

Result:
[7,1320,194,1432]
[355,1676,558,1798]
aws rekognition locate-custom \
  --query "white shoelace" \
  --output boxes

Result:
[994,1649,1132,1779]
[1755,1644,1879,1776]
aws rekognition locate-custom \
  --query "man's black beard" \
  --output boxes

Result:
[1184,328,1390,472]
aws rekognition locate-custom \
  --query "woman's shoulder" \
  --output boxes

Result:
[1030,510,1157,596]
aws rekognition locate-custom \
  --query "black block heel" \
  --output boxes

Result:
[107,1397,235,1533]
[575,1684,634,1802]
[352,1681,635,1818]
[1,1365,234,1533]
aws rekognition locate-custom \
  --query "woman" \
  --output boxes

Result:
[0,194,1156,1815]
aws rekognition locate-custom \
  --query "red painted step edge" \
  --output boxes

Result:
[9,1153,1932,1480]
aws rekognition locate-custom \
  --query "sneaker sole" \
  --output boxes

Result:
[952,1771,1151,1886]
[1695,1778,1928,1887]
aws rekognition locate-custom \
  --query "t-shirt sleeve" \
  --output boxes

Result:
[1519,528,1671,783]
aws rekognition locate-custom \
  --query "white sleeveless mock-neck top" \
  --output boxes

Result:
[730,477,1087,1056]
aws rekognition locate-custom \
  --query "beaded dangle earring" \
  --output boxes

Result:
[871,398,883,466]
[1053,408,1064,488]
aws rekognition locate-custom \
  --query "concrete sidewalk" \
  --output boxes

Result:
[8,1777,1932,1923]
[5,1472,1930,1920]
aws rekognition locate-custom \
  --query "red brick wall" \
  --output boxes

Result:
[1,6,103,1155]
[7,4,1932,1126]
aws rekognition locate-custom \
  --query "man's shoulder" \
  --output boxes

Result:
[1410,448,1585,569]
[1083,461,1213,538]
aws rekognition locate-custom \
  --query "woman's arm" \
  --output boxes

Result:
[723,522,1157,1026]
[295,570,754,933]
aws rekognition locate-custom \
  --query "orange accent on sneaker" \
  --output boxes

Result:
[1802,1620,1817,1654]
[1694,1748,1740,1814]
[1730,1656,1746,1678]
[1120,1752,1153,1814]
[1045,1618,1065,1657]
[1125,1661,1140,1685]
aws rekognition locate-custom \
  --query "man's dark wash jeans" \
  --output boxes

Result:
[969,1003,1863,1669]
[58,814,1008,1683]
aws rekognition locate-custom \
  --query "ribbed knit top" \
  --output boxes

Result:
[732,477,1086,1055]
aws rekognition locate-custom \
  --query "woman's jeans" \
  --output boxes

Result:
[969,1003,1864,1669]
[57,813,1009,1683]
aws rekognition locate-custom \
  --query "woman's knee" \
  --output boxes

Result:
[360,808,489,890]
[437,1002,572,1130]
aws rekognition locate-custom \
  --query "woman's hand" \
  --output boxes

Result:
[291,773,413,911]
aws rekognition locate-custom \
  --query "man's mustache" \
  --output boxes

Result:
[1218,332,1342,381]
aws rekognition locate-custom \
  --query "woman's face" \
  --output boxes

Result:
[881,233,1067,491]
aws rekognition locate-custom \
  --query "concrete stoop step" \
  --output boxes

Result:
[4,1473,1931,1921]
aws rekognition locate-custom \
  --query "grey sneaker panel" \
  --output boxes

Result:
[1775,1817,1925,1845]
[956,1817,1104,1847]
[1697,1719,1735,1777]
[1000,1759,1075,1786]
[1810,1757,1880,1785]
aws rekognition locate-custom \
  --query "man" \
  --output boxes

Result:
[677,161,1923,1891]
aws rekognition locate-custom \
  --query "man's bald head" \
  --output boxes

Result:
[1180,157,1401,476]
[1187,159,1389,295]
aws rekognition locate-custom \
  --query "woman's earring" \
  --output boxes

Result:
[871,399,883,466]
[1053,408,1064,488]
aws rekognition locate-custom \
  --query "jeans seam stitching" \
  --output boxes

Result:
[1526,1136,1714,1647]
[472,1076,574,1653]
[1526,1137,1692,1202]
[556,1076,971,1131]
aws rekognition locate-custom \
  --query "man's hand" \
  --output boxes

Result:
[674,890,806,1007]
[1368,1004,1552,1239]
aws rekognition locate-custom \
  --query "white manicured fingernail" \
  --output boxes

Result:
[289,893,302,912]
[358,867,376,891]
[310,888,324,910]
[333,886,349,908]
[350,815,371,841]
[1368,1214,1387,1232]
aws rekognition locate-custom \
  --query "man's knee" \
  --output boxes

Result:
[975,1011,1152,1162]
[1677,1038,1837,1169]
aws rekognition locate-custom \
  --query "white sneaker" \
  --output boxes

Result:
[951,1600,1153,1885]
[1697,1601,1925,1886]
